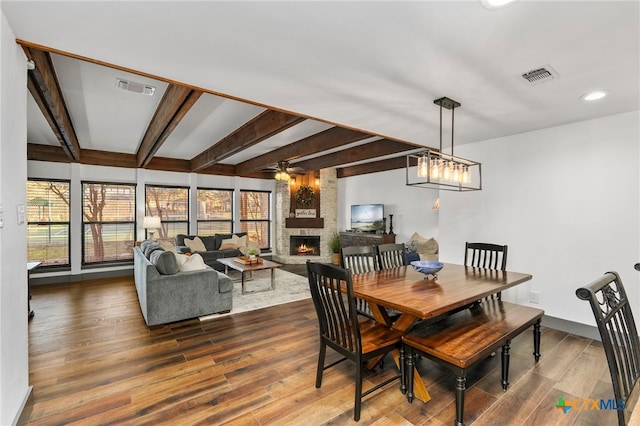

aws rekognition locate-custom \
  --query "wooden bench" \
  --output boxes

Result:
[403,299,544,426]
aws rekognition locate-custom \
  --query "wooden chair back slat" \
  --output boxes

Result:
[576,271,640,426]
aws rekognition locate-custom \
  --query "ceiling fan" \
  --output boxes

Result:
[265,160,305,181]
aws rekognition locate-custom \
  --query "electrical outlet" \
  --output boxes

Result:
[529,290,540,304]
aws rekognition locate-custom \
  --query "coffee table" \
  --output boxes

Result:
[217,257,282,295]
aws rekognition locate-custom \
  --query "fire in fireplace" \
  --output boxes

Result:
[290,235,321,256]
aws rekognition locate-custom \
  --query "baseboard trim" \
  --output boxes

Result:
[543,314,601,341]
[31,268,133,286]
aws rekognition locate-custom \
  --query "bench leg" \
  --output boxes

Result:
[406,349,415,403]
[533,319,542,362]
[455,375,466,426]
[501,340,511,390]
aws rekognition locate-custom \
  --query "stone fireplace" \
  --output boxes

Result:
[273,168,338,265]
[290,235,321,256]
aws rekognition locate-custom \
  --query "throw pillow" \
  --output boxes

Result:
[178,253,207,272]
[173,252,188,267]
[150,249,179,275]
[236,234,247,249]
[184,236,207,253]
[219,235,239,250]
[158,240,177,253]
[410,232,438,255]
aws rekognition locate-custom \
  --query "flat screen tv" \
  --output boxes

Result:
[350,204,384,232]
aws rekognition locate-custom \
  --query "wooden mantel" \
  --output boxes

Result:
[285,217,325,228]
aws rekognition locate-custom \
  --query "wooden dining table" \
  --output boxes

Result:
[351,263,533,403]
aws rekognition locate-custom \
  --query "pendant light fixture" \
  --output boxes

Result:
[406,97,482,191]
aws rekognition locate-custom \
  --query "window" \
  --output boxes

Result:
[197,188,233,235]
[27,179,70,268]
[145,185,189,241]
[82,182,136,265]
[240,190,271,250]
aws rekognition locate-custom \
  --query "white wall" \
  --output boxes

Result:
[439,111,640,327]
[338,167,440,244]
[0,10,30,425]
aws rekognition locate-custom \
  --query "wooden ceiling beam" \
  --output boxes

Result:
[24,47,81,162]
[235,126,373,175]
[80,149,137,168]
[337,155,417,178]
[137,85,202,167]
[190,110,306,172]
[291,139,419,171]
[27,143,72,163]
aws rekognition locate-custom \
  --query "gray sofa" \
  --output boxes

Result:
[175,233,246,271]
[133,241,233,326]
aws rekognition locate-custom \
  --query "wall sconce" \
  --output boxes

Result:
[290,177,297,188]
[143,216,161,240]
[314,177,320,187]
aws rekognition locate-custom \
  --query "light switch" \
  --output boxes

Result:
[16,204,25,225]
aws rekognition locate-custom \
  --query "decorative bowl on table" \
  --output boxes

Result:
[410,261,444,278]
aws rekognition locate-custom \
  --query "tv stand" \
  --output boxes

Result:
[339,232,395,248]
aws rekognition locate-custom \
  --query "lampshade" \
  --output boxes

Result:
[143,216,161,229]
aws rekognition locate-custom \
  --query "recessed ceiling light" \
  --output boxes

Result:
[481,0,518,10]
[581,91,609,102]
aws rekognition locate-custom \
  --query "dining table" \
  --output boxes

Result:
[350,263,533,403]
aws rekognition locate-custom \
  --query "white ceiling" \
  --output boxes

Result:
[2,1,639,171]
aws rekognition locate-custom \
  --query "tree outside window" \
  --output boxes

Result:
[197,188,233,235]
[145,185,189,241]
[240,190,271,250]
[82,182,136,264]
[27,179,70,268]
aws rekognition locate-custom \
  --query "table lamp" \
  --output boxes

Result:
[143,216,161,240]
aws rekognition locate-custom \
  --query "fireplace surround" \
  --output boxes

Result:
[273,168,338,265]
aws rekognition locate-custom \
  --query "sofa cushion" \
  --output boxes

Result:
[150,249,179,275]
[184,236,207,253]
[140,239,154,253]
[143,242,163,259]
[178,253,207,272]
[200,236,217,251]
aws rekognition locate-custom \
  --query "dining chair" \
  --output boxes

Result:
[576,271,640,426]
[341,245,378,274]
[377,243,407,270]
[341,245,378,319]
[306,261,403,421]
[464,242,508,300]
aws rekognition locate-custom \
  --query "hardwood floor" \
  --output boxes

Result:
[19,274,617,425]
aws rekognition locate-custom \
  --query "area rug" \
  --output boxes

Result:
[199,268,310,320]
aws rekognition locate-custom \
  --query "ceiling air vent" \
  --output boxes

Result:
[521,66,559,85]
[116,78,156,96]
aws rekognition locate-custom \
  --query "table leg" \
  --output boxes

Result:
[241,271,247,294]
[270,268,276,291]
[367,305,432,403]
